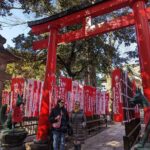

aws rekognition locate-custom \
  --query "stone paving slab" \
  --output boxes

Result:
[81,123,125,150]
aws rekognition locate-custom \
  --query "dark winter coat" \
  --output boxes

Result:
[70,110,86,143]
[49,105,69,133]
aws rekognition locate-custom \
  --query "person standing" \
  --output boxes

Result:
[70,101,86,150]
[49,99,69,150]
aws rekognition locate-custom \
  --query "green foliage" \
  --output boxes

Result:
[6,48,45,80]
[2,0,138,86]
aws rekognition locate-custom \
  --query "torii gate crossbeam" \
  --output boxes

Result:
[28,0,150,142]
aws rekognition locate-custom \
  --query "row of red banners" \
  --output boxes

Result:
[2,77,110,118]
[112,68,140,122]
[3,68,140,123]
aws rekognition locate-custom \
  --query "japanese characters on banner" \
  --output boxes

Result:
[11,78,25,110]
[11,78,25,123]
[5,76,111,118]
[78,84,84,110]
[96,89,101,115]
[112,68,140,123]
[25,79,34,117]
[72,81,84,112]
[112,69,123,122]
[59,77,72,112]
[96,90,109,115]
[84,86,96,116]
[24,79,43,117]
[72,81,79,112]
[33,80,42,117]
[100,91,106,115]
[92,87,96,115]
[2,91,10,105]
[51,85,59,109]
[105,93,109,115]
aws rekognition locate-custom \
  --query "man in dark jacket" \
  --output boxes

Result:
[49,99,69,150]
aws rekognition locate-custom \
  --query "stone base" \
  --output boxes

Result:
[0,128,27,147]
[134,143,150,150]
[0,145,25,150]
[28,143,50,150]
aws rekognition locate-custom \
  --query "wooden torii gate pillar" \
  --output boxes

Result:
[28,0,150,144]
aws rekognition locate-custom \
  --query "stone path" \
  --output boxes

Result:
[81,123,125,150]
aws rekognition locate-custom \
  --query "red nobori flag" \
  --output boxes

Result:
[25,79,34,117]
[100,91,106,115]
[91,87,96,115]
[78,84,84,110]
[32,80,42,117]
[105,92,109,115]
[11,78,24,123]
[112,69,123,122]
[11,78,25,110]
[72,81,79,112]
[96,89,101,115]
[59,77,72,112]
[84,86,94,116]
[12,106,23,123]
[2,91,10,105]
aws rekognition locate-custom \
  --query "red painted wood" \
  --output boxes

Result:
[33,6,150,50]
[31,0,130,35]
[58,13,135,44]
[31,0,150,142]
[132,0,150,103]
[33,39,48,50]
[36,28,58,141]
[33,13,135,50]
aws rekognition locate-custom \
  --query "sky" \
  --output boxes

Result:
[0,8,35,48]
[0,0,56,47]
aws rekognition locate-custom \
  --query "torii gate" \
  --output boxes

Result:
[28,0,150,142]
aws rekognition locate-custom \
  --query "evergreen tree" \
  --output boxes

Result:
[1,0,138,86]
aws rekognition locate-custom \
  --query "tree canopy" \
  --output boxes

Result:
[1,0,139,86]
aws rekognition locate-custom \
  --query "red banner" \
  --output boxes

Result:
[11,78,24,110]
[96,89,101,115]
[12,106,23,123]
[59,77,72,111]
[84,86,95,116]
[11,78,24,122]
[72,81,79,112]
[78,84,84,110]
[91,87,96,115]
[32,80,43,117]
[112,69,123,122]
[100,91,106,115]
[25,79,34,117]
[105,92,109,115]
[2,91,10,105]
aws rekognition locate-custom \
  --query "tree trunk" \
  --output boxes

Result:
[89,65,97,87]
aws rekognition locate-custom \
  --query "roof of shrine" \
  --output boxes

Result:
[28,0,106,27]
[0,35,20,64]
[0,71,11,81]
